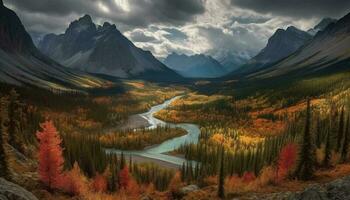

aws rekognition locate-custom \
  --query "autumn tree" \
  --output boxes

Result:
[242,171,256,183]
[168,171,182,195]
[277,143,297,180]
[118,166,130,189]
[92,172,107,193]
[295,99,315,180]
[36,120,64,189]
[61,162,88,196]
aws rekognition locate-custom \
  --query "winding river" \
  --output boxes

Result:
[106,96,200,167]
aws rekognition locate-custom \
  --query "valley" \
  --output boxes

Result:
[0,1,350,200]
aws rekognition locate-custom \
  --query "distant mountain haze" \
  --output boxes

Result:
[163,53,227,78]
[38,15,183,82]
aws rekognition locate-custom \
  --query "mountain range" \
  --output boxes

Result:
[0,2,105,91]
[38,15,182,82]
[163,53,227,78]
[233,26,312,75]
[232,18,337,76]
[246,13,350,79]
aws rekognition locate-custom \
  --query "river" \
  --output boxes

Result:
[106,96,200,168]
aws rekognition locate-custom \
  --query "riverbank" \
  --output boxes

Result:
[107,96,201,167]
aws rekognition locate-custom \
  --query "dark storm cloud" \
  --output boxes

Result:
[230,0,350,19]
[4,0,206,32]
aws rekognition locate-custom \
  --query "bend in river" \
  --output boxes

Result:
[106,96,200,167]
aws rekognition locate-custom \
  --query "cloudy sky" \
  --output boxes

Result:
[4,0,350,60]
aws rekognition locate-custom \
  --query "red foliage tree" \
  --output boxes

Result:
[36,120,64,189]
[118,166,130,189]
[277,143,297,180]
[92,172,108,193]
[242,171,256,183]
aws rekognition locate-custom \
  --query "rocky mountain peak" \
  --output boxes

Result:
[66,14,95,34]
[79,14,93,23]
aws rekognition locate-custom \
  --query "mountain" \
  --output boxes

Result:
[28,31,45,46]
[38,15,182,82]
[0,1,105,91]
[163,53,227,78]
[308,18,337,35]
[233,26,312,75]
[212,51,250,72]
[247,12,350,79]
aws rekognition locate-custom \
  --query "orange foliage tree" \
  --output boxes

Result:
[242,172,256,183]
[92,172,108,193]
[36,120,64,189]
[277,143,297,180]
[61,162,89,196]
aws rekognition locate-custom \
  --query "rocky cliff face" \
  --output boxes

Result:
[262,175,350,200]
[0,178,38,200]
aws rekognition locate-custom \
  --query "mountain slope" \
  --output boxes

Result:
[308,18,337,35]
[38,15,182,82]
[233,26,312,75]
[0,2,105,91]
[248,12,350,79]
[163,53,227,78]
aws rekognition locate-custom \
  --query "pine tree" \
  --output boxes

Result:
[120,152,125,170]
[36,120,64,190]
[323,128,331,167]
[218,147,225,199]
[295,99,315,180]
[8,89,24,153]
[341,114,350,162]
[0,98,9,178]
[336,107,345,152]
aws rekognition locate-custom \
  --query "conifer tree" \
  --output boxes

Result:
[218,147,225,199]
[36,120,64,189]
[0,98,9,178]
[323,129,331,167]
[336,107,345,152]
[8,89,24,153]
[341,114,350,162]
[295,99,315,180]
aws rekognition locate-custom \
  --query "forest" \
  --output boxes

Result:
[0,75,349,199]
